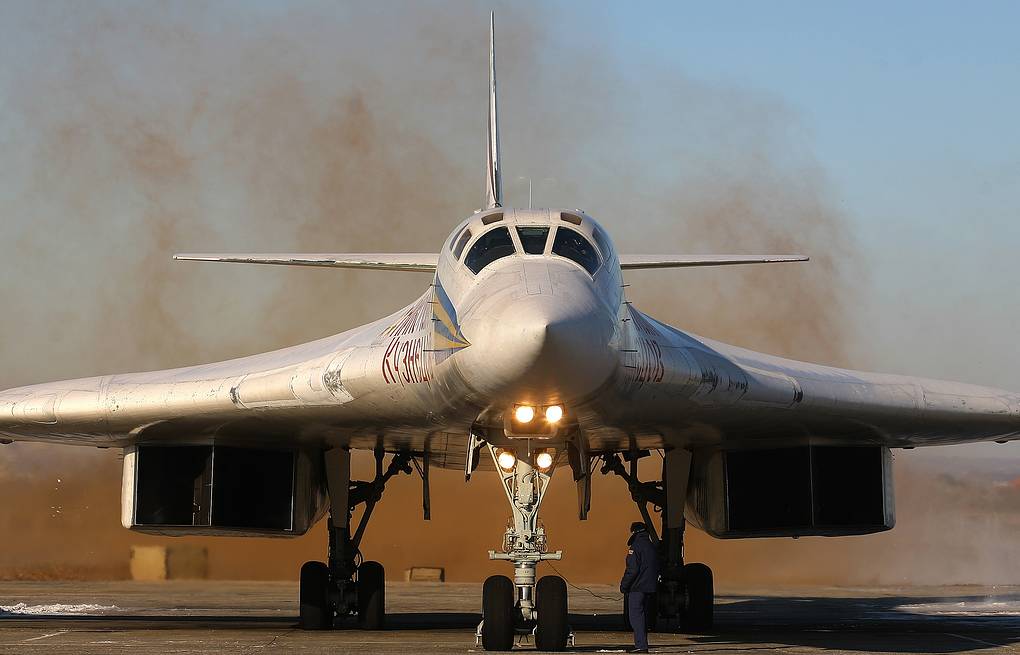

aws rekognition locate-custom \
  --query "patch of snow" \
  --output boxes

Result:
[899,600,1020,616]
[0,603,118,615]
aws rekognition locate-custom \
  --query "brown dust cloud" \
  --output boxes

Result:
[1,2,1018,586]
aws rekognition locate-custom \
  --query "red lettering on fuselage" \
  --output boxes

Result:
[378,292,434,387]
[383,335,431,387]
[382,337,400,384]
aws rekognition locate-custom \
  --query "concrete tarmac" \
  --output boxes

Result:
[2,580,1020,654]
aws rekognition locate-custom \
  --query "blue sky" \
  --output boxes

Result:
[581,1,1020,253]
[576,1,1020,376]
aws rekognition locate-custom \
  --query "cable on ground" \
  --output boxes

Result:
[544,560,623,603]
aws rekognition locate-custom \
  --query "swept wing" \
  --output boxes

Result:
[596,305,1020,452]
[173,253,439,272]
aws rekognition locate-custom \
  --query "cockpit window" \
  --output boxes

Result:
[453,228,473,260]
[465,227,516,274]
[516,226,550,255]
[591,225,613,261]
[449,225,468,252]
[552,227,601,275]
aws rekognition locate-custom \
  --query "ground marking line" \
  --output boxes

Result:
[945,632,1000,648]
[22,630,68,642]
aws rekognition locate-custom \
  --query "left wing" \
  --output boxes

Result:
[173,253,439,272]
[0,291,472,468]
[0,327,368,447]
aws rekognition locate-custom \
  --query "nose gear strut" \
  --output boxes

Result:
[476,442,573,651]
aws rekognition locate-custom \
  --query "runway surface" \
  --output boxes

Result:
[2,580,1020,654]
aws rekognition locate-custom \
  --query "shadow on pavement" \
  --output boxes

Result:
[2,592,1020,652]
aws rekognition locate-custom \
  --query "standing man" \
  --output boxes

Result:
[620,521,659,653]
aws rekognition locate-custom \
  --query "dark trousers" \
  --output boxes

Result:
[627,591,650,650]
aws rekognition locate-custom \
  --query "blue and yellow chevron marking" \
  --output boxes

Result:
[432,279,470,355]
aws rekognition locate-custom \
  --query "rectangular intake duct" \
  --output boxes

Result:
[122,444,325,537]
[687,445,894,538]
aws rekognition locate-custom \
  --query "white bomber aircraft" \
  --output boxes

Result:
[3,15,1020,651]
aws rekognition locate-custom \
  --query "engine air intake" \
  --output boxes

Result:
[122,444,325,537]
[688,445,894,538]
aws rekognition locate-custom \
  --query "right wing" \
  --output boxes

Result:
[619,254,808,269]
[612,306,1020,449]
[173,253,439,272]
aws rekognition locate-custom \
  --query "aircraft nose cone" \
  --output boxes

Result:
[457,292,617,401]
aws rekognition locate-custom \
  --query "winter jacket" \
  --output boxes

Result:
[619,529,659,594]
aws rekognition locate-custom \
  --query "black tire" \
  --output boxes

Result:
[357,560,386,630]
[481,575,515,651]
[535,576,569,651]
[655,580,684,633]
[683,563,714,633]
[299,560,332,630]
[647,590,659,633]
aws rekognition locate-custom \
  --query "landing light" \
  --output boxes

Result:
[545,405,563,423]
[514,405,535,423]
[496,449,517,471]
[535,451,555,470]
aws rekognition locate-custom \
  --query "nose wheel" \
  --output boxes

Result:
[481,575,515,650]
[535,575,570,650]
[476,442,573,651]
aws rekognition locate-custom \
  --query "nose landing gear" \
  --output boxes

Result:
[477,443,573,651]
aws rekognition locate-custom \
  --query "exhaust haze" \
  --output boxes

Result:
[0,2,1014,585]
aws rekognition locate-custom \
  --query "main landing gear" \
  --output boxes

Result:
[300,447,414,630]
[603,448,714,633]
[476,442,573,651]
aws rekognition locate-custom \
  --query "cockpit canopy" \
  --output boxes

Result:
[465,226,515,274]
[516,226,548,255]
[551,227,599,275]
[450,210,613,276]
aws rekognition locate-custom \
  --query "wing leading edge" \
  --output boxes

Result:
[173,253,439,272]
[619,254,808,269]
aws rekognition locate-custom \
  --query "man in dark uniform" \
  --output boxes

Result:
[620,521,659,653]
